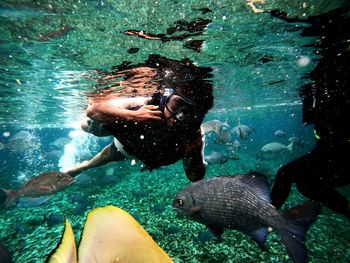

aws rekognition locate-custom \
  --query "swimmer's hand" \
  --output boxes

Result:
[131,105,162,122]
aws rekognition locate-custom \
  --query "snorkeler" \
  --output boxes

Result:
[65,55,213,182]
[270,7,350,220]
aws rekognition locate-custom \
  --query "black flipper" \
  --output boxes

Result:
[279,201,321,263]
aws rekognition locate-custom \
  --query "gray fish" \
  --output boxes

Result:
[288,136,304,148]
[274,129,287,137]
[232,139,241,149]
[10,130,34,141]
[204,151,229,165]
[0,139,39,152]
[230,117,254,140]
[204,151,239,165]
[0,131,36,151]
[1,172,75,207]
[201,119,232,144]
[260,142,293,154]
[226,140,241,155]
[173,172,320,263]
[258,142,293,160]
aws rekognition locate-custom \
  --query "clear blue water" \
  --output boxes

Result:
[0,1,349,262]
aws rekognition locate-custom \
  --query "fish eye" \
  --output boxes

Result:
[57,174,64,180]
[176,198,184,206]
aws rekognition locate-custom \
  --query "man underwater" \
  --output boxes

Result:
[270,7,350,220]
[66,54,214,182]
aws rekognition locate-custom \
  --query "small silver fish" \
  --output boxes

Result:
[288,136,304,148]
[261,142,293,154]
[274,129,287,137]
[0,139,40,152]
[204,151,229,165]
[201,119,232,144]
[204,151,239,165]
[1,172,75,207]
[173,172,320,263]
[230,117,254,140]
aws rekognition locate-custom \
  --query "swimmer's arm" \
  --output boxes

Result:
[182,131,206,182]
[108,97,150,109]
[86,98,162,123]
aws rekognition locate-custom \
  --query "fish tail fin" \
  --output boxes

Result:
[1,188,18,207]
[47,219,78,263]
[287,142,294,152]
[279,201,321,263]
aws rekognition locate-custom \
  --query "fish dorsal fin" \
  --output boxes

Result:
[237,117,241,126]
[248,227,268,249]
[78,205,173,263]
[236,171,271,203]
[238,127,243,139]
[48,219,78,263]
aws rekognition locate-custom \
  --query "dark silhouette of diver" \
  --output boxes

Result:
[271,143,350,219]
[270,7,350,219]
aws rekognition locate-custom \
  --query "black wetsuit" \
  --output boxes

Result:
[270,7,350,219]
[110,119,202,172]
[271,140,350,218]
[91,54,213,181]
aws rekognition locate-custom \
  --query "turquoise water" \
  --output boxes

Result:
[0,0,349,262]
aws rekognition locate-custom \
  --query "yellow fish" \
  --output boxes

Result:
[48,205,173,263]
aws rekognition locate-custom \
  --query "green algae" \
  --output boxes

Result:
[1,158,349,262]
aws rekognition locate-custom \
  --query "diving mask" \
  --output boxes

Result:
[159,88,204,124]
